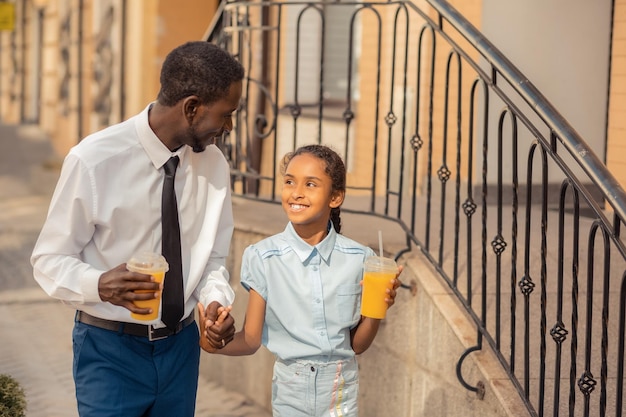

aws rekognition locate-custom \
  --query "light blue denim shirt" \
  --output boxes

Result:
[240,222,376,361]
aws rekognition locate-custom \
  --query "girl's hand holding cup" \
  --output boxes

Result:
[385,264,403,308]
[361,257,403,319]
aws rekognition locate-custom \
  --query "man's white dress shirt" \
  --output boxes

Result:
[31,103,235,325]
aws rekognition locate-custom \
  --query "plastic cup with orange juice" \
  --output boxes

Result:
[360,256,397,319]
[126,252,169,321]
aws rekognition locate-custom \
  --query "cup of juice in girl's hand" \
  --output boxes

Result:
[126,252,169,321]
[360,256,397,319]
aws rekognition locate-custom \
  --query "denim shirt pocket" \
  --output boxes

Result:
[336,283,362,326]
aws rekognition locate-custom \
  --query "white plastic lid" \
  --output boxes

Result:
[127,251,169,273]
[364,256,397,273]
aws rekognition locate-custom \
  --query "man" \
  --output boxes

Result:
[31,41,244,416]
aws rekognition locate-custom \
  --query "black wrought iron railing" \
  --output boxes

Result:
[205,1,626,416]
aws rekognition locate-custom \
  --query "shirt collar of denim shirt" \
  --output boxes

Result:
[284,222,337,265]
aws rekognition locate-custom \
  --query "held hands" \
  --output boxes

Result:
[197,301,235,353]
[385,265,404,308]
[98,263,162,315]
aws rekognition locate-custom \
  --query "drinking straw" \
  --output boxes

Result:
[378,230,384,259]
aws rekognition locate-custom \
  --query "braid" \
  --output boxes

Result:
[330,207,342,234]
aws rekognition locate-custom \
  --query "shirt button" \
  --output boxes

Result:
[316,299,321,303]
[311,366,315,372]
[313,266,318,271]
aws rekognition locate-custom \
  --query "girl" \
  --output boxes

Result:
[199,144,402,416]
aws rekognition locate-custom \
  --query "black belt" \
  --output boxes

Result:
[76,310,195,341]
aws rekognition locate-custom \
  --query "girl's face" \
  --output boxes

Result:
[281,153,344,241]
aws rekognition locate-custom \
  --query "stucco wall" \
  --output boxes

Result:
[607,0,626,187]
[481,0,613,186]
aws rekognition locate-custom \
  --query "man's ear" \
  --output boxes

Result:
[182,96,201,123]
[330,190,345,209]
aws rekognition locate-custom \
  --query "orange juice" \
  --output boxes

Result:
[129,269,165,320]
[127,252,169,321]
[360,256,397,319]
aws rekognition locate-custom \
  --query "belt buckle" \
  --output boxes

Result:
[148,325,168,341]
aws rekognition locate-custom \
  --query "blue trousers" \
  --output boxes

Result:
[72,318,200,417]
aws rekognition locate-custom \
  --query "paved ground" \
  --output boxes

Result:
[0,122,271,417]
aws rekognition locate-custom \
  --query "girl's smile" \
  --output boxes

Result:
[281,153,343,244]
[288,203,308,211]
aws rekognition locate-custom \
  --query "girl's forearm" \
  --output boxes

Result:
[215,330,261,356]
[201,288,266,356]
[351,316,381,354]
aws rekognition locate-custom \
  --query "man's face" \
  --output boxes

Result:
[187,80,242,153]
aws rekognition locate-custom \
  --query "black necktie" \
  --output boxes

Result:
[161,156,184,330]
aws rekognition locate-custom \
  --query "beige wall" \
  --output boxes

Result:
[0,0,218,158]
[607,0,626,187]
[124,0,218,119]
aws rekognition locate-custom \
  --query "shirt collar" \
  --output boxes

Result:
[136,102,187,170]
[283,221,337,264]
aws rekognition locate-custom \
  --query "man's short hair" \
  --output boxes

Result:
[157,41,244,106]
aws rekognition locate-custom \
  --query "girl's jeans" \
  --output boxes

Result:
[272,356,359,417]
